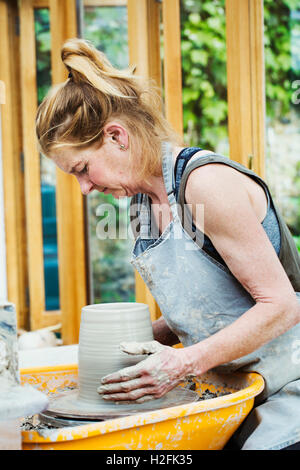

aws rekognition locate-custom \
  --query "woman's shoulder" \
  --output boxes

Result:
[184,156,268,228]
[185,161,240,201]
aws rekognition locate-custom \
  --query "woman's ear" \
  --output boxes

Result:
[103,121,129,150]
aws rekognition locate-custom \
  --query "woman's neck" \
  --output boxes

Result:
[139,145,185,204]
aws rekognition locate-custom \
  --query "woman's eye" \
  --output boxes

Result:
[80,165,88,175]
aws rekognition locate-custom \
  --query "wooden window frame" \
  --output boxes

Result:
[0,0,266,337]
[0,0,29,330]
[226,0,265,177]
[18,0,87,343]
[20,0,54,331]
[49,0,87,344]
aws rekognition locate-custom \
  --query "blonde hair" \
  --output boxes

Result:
[36,38,181,178]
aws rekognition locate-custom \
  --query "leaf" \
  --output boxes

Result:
[283,0,300,10]
[190,49,209,66]
[182,88,200,104]
[199,81,215,98]
[188,13,201,25]
[202,100,227,125]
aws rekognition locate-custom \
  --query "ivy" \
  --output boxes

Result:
[180,0,300,146]
[180,0,228,149]
[181,0,300,241]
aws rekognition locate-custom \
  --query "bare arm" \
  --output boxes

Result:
[152,316,179,346]
[183,163,300,375]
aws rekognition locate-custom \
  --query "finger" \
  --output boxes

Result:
[120,340,164,356]
[101,386,157,402]
[101,362,144,384]
[97,376,153,395]
[135,395,156,404]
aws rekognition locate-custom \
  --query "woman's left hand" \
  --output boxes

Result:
[97,341,194,403]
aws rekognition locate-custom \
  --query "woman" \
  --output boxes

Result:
[36,39,300,450]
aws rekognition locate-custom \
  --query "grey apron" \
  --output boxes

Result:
[130,142,300,450]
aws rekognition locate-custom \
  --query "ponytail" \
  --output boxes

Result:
[62,38,138,99]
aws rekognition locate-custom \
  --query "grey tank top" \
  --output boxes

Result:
[130,147,300,291]
[174,147,281,268]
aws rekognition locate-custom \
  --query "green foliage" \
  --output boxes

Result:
[263,0,300,119]
[181,0,228,150]
[83,6,128,68]
[34,9,51,104]
[181,0,300,245]
[294,236,300,251]
[180,0,300,145]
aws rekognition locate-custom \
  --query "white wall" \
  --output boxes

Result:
[0,109,7,301]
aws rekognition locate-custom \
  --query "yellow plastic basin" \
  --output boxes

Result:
[20,364,264,450]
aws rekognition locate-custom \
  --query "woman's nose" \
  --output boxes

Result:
[76,175,94,195]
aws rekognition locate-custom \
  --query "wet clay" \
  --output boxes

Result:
[78,303,154,404]
[198,389,231,400]
[47,303,199,419]
[46,385,198,419]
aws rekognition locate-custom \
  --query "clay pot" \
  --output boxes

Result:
[78,303,154,404]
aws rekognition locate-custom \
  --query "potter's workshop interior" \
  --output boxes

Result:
[1,0,300,453]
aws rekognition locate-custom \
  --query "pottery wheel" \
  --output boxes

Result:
[45,386,199,420]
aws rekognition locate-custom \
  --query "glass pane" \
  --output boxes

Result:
[264,1,300,252]
[83,5,135,304]
[180,0,229,155]
[35,9,60,310]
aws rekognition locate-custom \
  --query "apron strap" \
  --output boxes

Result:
[161,142,180,221]
[161,143,220,222]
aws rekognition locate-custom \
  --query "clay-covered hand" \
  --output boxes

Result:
[97,341,194,403]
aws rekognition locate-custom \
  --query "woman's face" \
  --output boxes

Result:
[50,122,140,198]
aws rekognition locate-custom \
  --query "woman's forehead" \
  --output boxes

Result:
[50,147,81,172]
[51,143,101,173]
